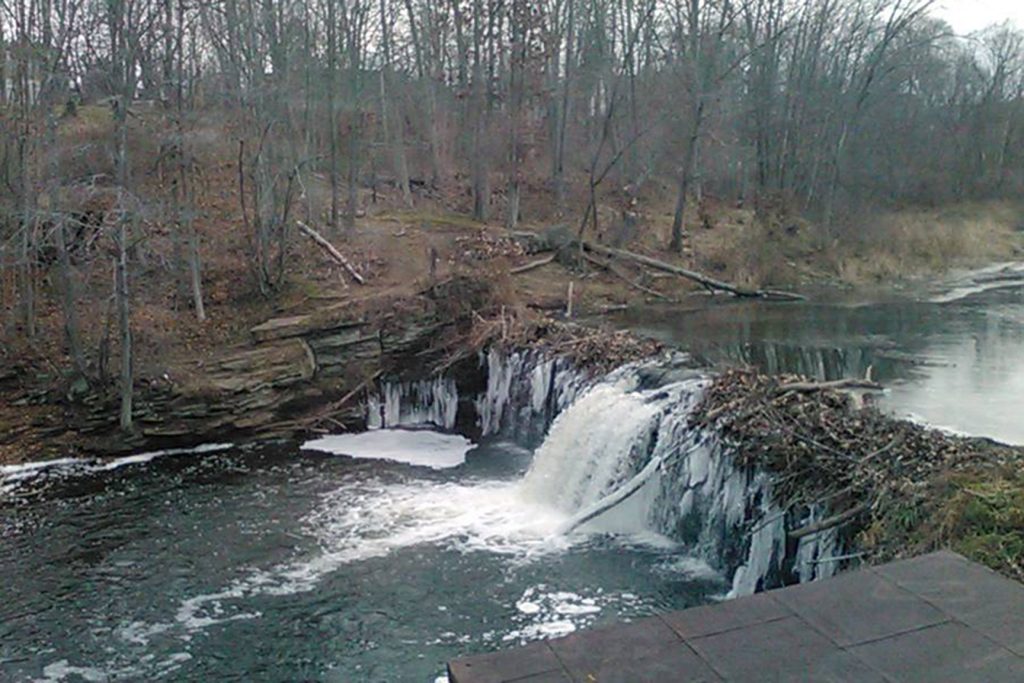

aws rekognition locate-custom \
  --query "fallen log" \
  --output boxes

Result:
[504,228,805,300]
[511,253,557,274]
[558,445,697,534]
[582,252,669,300]
[581,241,806,301]
[296,220,366,285]
[775,378,884,394]
[558,451,667,534]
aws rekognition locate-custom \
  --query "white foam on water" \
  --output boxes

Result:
[98,443,235,471]
[899,411,973,438]
[35,651,193,683]
[0,457,85,477]
[654,555,720,580]
[167,477,576,636]
[37,660,107,683]
[116,620,173,646]
[1,443,234,489]
[302,429,474,469]
[501,585,649,644]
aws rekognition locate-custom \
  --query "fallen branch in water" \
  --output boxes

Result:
[297,220,366,285]
[559,445,697,534]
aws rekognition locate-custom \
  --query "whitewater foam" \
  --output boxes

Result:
[1,443,234,495]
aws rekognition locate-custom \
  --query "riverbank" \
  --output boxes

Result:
[5,206,1021,464]
[2,276,1023,605]
[4,104,1024,461]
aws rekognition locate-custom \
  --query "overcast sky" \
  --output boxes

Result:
[935,0,1024,34]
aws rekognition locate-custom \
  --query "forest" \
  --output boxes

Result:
[1,0,1023,431]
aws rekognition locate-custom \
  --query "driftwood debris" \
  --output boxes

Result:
[296,221,366,285]
[690,369,1024,577]
[788,502,872,540]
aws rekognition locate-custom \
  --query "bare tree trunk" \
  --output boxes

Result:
[48,118,87,376]
[506,0,526,230]
[327,0,340,230]
[176,0,205,321]
[112,0,134,429]
[670,99,704,253]
[379,0,412,206]
[18,135,35,337]
[470,0,489,222]
[554,0,574,213]
[346,131,359,229]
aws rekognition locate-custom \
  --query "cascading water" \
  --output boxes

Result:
[361,349,845,596]
[0,346,850,682]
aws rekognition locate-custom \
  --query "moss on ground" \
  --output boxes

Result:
[937,468,1024,581]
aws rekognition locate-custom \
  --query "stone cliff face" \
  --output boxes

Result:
[74,279,492,455]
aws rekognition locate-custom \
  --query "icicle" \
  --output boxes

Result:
[476,349,522,436]
[365,376,459,430]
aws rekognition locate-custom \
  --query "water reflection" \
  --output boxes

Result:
[611,286,1024,445]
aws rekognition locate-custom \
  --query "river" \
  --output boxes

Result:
[608,267,1024,445]
[0,415,725,681]
[2,268,1023,682]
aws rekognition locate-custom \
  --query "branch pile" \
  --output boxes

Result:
[430,305,663,376]
[691,369,1023,574]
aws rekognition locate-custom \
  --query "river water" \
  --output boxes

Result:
[3,268,1023,682]
[0,432,724,682]
[610,270,1024,445]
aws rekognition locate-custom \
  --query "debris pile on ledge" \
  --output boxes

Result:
[691,369,1024,581]
[423,291,664,376]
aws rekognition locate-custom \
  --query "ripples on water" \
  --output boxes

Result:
[0,437,724,682]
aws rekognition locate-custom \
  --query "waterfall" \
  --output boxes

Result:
[365,348,847,595]
[514,364,846,596]
[519,379,662,511]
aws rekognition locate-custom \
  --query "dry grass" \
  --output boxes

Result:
[596,188,1022,289]
[832,202,1024,283]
